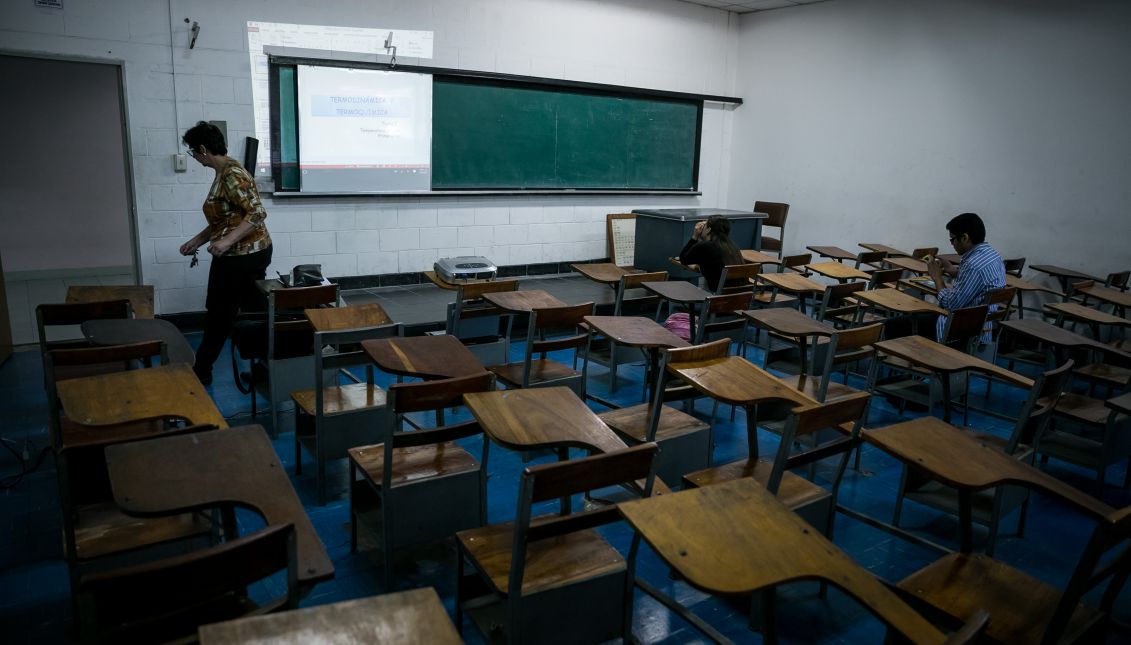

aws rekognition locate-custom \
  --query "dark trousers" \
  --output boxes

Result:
[194,246,272,378]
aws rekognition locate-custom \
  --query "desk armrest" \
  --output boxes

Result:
[1105,391,1131,417]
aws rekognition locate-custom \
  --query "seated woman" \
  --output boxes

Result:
[678,215,744,293]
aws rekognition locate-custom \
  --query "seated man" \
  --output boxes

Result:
[884,212,1005,344]
[926,212,1006,345]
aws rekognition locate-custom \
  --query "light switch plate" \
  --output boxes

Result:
[173,153,188,172]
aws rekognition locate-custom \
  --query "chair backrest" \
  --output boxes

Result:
[715,263,761,295]
[982,286,1016,341]
[1106,270,1130,292]
[854,251,887,270]
[508,444,658,597]
[664,337,731,368]
[36,300,133,385]
[621,270,667,291]
[942,304,989,352]
[806,323,884,401]
[754,201,789,255]
[1066,279,1094,301]
[452,279,519,335]
[521,302,595,385]
[830,322,884,356]
[615,271,667,316]
[780,253,812,274]
[817,282,866,327]
[383,371,496,489]
[766,392,871,495]
[44,340,169,449]
[312,323,402,415]
[77,523,298,644]
[1008,359,1073,453]
[1003,257,1026,277]
[694,292,753,345]
[267,284,339,360]
[911,247,938,259]
[868,268,903,290]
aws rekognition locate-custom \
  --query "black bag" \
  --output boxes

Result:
[290,264,324,287]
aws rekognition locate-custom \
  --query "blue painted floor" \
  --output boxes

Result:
[3,301,1131,643]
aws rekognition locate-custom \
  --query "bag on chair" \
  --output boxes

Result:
[663,312,692,341]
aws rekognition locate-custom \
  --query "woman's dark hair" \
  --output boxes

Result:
[946,212,986,245]
[182,121,227,155]
[705,215,743,265]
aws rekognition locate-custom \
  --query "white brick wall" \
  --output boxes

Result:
[0,0,736,314]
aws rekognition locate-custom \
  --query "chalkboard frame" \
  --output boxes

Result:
[268,54,742,196]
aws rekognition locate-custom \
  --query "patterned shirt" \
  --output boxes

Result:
[935,242,1006,344]
[202,159,271,256]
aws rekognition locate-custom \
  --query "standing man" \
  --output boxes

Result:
[926,212,1006,345]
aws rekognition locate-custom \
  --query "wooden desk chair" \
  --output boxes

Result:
[489,301,594,397]
[77,523,298,645]
[789,322,884,470]
[855,250,887,272]
[46,343,214,557]
[867,267,904,290]
[449,278,519,366]
[984,286,1017,334]
[291,322,401,505]
[876,305,989,422]
[816,281,867,328]
[716,262,760,295]
[1107,270,1130,292]
[589,271,666,393]
[727,261,796,310]
[1003,257,1026,277]
[754,200,789,258]
[46,342,216,630]
[1044,383,1131,489]
[683,392,871,541]
[873,422,1131,645]
[693,291,753,347]
[765,322,881,473]
[36,299,132,388]
[1064,279,1100,315]
[349,372,494,589]
[614,270,666,318]
[233,283,339,437]
[981,286,1019,397]
[598,340,719,487]
[750,286,852,376]
[455,444,657,644]
[1073,344,1131,399]
[785,322,885,404]
[779,252,813,276]
[893,360,1074,555]
[618,478,990,645]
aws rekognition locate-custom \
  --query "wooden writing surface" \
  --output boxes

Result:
[607,213,636,267]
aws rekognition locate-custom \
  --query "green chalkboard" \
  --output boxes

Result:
[431,79,700,190]
[270,61,703,193]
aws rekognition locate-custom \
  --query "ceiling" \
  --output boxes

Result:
[678,0,830,14]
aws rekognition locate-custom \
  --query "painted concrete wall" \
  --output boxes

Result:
[729,0,1131,278]
[0,0,740,339]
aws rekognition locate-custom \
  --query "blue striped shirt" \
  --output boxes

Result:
[935,242,1006,344]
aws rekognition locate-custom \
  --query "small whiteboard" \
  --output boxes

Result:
[607,213,636,267]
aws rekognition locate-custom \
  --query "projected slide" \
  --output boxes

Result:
[297,65,432,192]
